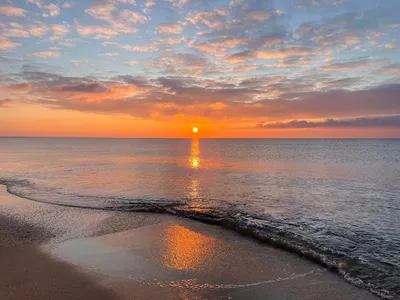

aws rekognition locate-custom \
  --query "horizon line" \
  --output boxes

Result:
[1,136,399,140]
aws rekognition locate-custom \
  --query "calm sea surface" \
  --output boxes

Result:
[0,138,399,299]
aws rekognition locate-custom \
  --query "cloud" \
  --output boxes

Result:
[151,53,218,75]
[187,9,227,30]
[27,0,42,8]
[83,1,139,35]
[2,28,30,38]
[258,47,326,59]
[225,50,257,63]
[61,82,107,93]
[233,65,258,72]
[61,2,73,9]
[85,2,115,23]
[121,43,158,52]
[118,0,137,4]
[190,37,246,57]
[316,31,361,46]
[3,65,400,123]
[42,4,61,18]
[0,36,21,50]
[28,51,61,58]
[256,116,400,129]
[278,57,313,67]
[0,98,13,107]
[165,0,188,9]
[28,22,50,37]
[75,21,119,39]
[245,10,271,22]
[158,22,185,35]
[125,60,139,66]
[21,22,70,40]
[0,5,27,17]
[49,24,70,40]
[383,41,397,49]
[375,64,400,76]
[318,60,372,71]
[225,47,327,64]
[100,52,120,57]
[71,60,88,67]
[294,0,344,9]
[320,78,360,89]
[159,37,186,45]
[144,0,155,8]
[120,10,148,24]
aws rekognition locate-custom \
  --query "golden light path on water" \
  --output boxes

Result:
[189,138,200,170]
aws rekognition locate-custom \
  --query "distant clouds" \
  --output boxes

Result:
[2,66,400,123]
[256,116,400,129]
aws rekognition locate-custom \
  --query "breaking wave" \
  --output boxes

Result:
[0,177,398,300]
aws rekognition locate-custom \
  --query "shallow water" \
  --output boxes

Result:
[0,138,399,299]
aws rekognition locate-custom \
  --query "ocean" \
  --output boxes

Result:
[0,138,399,299]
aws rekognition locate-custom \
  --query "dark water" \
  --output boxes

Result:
[0,138,399,299]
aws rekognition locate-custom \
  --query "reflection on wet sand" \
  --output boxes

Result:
[162,224,216,271]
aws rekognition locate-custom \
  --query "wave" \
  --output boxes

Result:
[0,177,398,300]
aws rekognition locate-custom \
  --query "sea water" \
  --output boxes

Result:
[0,138,399,299]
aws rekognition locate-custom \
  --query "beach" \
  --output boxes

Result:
[0,185,379,300]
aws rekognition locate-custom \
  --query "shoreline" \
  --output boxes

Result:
[1,178,394,299]
[0,185,381,300]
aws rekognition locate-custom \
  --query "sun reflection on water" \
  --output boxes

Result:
[188,179,199,200]
[162,224,216,271]
[189,138,200,169]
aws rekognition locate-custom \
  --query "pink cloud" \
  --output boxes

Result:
[233,65,258,72]
[0,36,21,50]
[120,10,148,24]
[158,23,185,35]
[245,10,271,22]
[187,9,226,29]
[0,5,27,17]
[100,52,120,57]
[2,28,30,38]
[42,4,60,18]
[28,22,49,37]
[75,21,119,39]
[28,51,61,58]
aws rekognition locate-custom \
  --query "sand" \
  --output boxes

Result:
[0,185,379,300]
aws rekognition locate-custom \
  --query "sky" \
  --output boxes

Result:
[0,0,399,138]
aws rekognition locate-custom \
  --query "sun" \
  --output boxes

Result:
[192,127,198,133]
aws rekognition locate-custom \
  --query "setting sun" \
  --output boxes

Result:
[192,127,198,133]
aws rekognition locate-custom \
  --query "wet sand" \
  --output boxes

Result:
[0,185,379,300]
